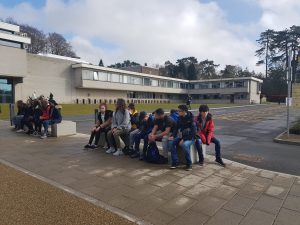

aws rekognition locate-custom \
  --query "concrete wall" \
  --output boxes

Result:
[14,54,76,103]
[0,45,27,78]
[249,80,261,104]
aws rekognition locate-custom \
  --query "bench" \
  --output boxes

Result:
[51,120,77,137]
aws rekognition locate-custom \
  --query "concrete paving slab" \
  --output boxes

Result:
[253,195,284,215]
[239,209,275,225]
[274,208,300,225]
[222,195,256,216]
[205,209,243,225]
[191,196,226,216]
[170,210,209,225]
[283,195,300,213]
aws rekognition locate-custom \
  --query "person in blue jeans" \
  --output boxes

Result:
[169,104,196,171]
[41,99,62,139]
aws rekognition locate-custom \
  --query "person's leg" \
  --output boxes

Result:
[106,130,116,153]
[211,137,225,167]
[141,134,150,159]
[129,129,140,149]
[113,129,125,156]
[170,137,181,168]
[88,128,97,145]
[41,120,50,138]
[161,134,170,158]
[94,129,102,146]
[194,139,204,163]
[120,129,130,149]
[130,131,145,158]
[104,128,110,148]
[180,139,194,167]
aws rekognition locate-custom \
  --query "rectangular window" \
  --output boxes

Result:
[225,81,234,88]
[151,79,159,86]
[212,82,220,89]
[167,81,173,88]
[82,70,94,80]
[173,82,179,89]
[93,71,98,80]
[98,72,108,81]
[131,76,142,85]
[235,81,245,88]
[111,74,120,83]
[123,75,131,83]
[143,78,151,86]
[160,80,166,87]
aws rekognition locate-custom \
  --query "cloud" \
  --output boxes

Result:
[1,0,268,72]
[257,0,300,30]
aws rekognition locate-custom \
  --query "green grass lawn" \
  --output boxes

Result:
[290,120,300,135]
[0,102,243,120]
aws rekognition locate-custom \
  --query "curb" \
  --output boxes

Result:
[273,131,300,146]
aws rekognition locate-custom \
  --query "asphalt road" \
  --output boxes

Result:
[69,104,300,175]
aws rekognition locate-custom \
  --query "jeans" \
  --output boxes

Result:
[170,137,194,165]
[42,119,62,133]
[129,129,141,148]
[13,115,24,129]
[133,131,148,154]
[195,137,221,160]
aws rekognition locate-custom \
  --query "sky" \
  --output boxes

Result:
[1,0,300,72]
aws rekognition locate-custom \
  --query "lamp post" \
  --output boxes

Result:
[287,49,292,137]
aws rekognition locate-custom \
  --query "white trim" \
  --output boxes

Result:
[0,21,19,32]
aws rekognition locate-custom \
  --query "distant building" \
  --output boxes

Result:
[0,21,263,105]
[120,65,159,75]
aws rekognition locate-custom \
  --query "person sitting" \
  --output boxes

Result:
[144,108,175,159]
[19,99,35,134]
[127,103,140,154]
[130,111,155,159]
[84,103,113,149]
[106,98,131,156]
[196,104,225,167]
[32,99,43,136]
[169,105,196,171]
[13,100,26,131]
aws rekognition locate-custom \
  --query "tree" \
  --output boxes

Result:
[47,32,77,57]
[20,24,47,54]
[98,59,104,66]
[220,65,242,78]
[108,60,140,68]
[197,60,219,79]
[256,29,276,77]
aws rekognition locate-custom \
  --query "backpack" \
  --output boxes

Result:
[145,142,168,164]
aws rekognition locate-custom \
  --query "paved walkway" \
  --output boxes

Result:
[1,120,300,225]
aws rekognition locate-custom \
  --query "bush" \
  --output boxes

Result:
[290,121,300,135]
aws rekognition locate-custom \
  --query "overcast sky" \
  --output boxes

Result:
[1,0,300,72]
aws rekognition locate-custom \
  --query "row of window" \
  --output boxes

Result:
[82,70,248,90]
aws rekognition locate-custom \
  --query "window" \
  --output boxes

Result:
[143,78,151,86]
[93,72,98,80]
[160,80,167,87]
[123,75,131,83]
[151,79,159,86]
[212,82,220,89]
[111,74,120,83]
[0,78,13,103]
[173,82,179,89]
[167,81,173,88]
[98,72,108,81]
[225,81,234,88]
[82,70,94,80]
[235,81,245,88]
[131,76,142,85]
[180,83,186,89]
[198,83,209,89]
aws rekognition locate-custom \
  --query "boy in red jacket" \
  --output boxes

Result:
[196,104,225,167]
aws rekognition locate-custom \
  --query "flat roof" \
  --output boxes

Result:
[0,21,19,33]
[72,63,263,83]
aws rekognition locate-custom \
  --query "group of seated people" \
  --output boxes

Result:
[13,94,62,139]
[84,98,225,170]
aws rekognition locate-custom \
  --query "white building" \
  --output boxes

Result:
[0,21,263,104]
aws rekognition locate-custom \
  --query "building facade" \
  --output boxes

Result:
[0,22,263,105]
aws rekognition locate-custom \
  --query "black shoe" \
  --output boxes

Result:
[215,158,226,167]
[198,160,204,166]
[123,147,130,155]
[184,165,193,171]
[90,144,98,149]
[128,148,135,156]
[130,152,139,158]
[170,162,179,169]
[84,144,92,149]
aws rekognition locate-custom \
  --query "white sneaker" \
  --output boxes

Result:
[113,149,124,156]
[106,147,115,154]
[40,133,47,139]
[16,129,24,133]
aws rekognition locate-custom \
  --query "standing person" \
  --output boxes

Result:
[196,104,225,167]
[169,105,196,171]
[106,98,131,156]
[84,103,113,149]
[186,95,192,110]
[145,108,175,159]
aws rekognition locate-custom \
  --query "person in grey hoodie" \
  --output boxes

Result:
[106,98,131,156]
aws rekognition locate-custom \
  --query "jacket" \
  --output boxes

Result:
[130,109,139,129]
[174,111,196,140]
[40,105,51,120]
[112,109,131,130]
[97,110,113,128]
[50,106,62,122]
[196,113,214,145]
[139,114,154,134]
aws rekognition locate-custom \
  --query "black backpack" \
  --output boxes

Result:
[145,142,168,164]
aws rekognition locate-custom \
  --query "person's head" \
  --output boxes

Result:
[154,108,165,120]
[99,103,107,113]
[116,98,126,112]
[16,100,23,109]
[128,103,135,114]
[199,104,209,118]
[48,99,58,107]
[178,104,188,117]
[41,99,48,109]
[139,111,149,122]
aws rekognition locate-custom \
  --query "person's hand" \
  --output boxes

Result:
[168,136,174,141]
[149,134,155,142]
[112,128,117,134]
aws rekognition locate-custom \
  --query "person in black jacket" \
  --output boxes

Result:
[169,104,196,171]
[84,103,113,149]
[13,100,26,131]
